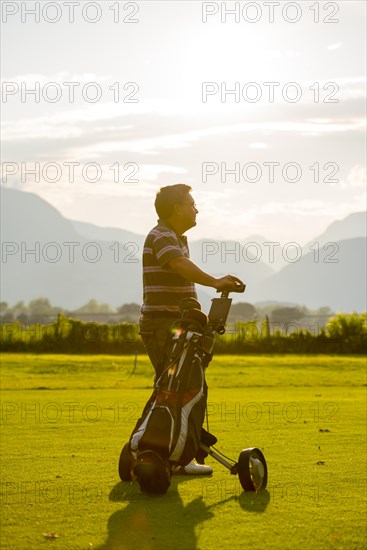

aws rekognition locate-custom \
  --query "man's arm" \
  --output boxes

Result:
[167,256,243,291]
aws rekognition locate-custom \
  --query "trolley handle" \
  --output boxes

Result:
[217,282,246,298]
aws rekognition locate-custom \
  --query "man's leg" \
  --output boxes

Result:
[129,317,173,433]
[139,317,173,378]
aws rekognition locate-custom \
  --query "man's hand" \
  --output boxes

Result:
[168,257,245,291]
[214,275,245,292]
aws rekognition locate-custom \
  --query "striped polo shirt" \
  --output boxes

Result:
[141,220,197,315]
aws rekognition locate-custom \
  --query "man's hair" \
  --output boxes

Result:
[155,184,192,219]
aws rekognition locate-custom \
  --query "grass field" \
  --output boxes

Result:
[1,353,366,550]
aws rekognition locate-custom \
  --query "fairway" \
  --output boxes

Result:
[1,354,366,550]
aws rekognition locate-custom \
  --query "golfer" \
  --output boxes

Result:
[139,184,244,475]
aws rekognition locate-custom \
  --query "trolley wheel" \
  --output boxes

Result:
[237,448,268,492]
[119,443,133,481]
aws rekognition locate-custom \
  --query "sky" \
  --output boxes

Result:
[1,0,366,245]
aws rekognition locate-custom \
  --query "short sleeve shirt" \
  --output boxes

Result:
[141,220,197,315]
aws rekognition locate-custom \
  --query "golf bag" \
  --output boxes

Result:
[129,306,214,470]
[120,284,269,495]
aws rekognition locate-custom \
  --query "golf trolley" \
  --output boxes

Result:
[119,284,268,494]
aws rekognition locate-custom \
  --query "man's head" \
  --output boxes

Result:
[155,184,198,234]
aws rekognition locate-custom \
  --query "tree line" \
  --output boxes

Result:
[0,298,141,324]
[0,312,366,354]
[0,297,335,325]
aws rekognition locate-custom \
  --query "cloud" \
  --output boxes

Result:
[248,142,268,149]
[196,195,366,244]
[327,43,342,50]
[0,163,188,200]
[1,72,112,84]
[2,77,365,144]
[75,119,365,156]
[346,164,367,188]
[244,197,367,229]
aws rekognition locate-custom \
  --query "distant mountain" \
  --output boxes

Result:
[70,219,143,245]
[69,222,278,275]
[1,187,366,312]
[2,187,81,243]
[0,188,270,310]
[252,238,366,312]
[1,188,142,309]
[303,211,366,250]
[190,236,281,273]
[188,239,275,286]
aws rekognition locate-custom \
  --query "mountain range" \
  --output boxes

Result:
[1,187,366,312]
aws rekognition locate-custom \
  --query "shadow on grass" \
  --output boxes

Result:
[96,480,270,549]
[96,478,211,550]
[238,489,270,513]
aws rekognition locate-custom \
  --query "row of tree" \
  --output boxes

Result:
[0,299,141,324]
[0,298,334,325]
[0,312,366,354]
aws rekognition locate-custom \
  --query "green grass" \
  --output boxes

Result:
[1,353,366,550]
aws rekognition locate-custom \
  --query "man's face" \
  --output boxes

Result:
[178,193,199,230]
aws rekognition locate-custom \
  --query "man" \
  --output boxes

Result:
[139,184,244,475]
